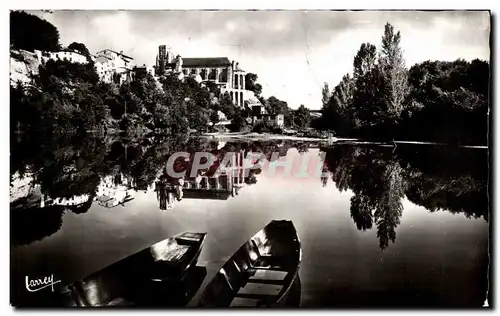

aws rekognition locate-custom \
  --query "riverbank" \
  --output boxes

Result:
[198,132,488,148]
[200,132,347,142]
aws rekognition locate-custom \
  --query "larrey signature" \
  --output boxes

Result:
[25,274,61,292]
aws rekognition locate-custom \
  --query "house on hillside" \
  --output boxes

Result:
[34,49,91,64]
[95,49,134,84]
[133,64,155,81]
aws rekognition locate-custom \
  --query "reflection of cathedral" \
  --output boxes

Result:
[152,150,256,210]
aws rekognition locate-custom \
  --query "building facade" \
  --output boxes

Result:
[95,49,134,84]
[250,105,285,128]
[133,64,155,81]
[154,45,262,107]
[34,49,90,64]
[155,45,175,76]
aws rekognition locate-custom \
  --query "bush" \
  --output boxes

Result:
[251,120,283,134]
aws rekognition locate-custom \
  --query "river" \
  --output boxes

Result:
[10,135,489,307]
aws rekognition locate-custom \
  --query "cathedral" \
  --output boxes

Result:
[154,45,261,108]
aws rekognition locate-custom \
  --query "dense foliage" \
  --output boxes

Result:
[10,57,229,135]
[321,23,489,145]
[10,11,61,52]
[245,73,263,98]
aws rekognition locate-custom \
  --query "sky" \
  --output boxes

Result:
[29,10,490,109]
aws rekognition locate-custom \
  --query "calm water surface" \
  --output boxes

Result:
[10,136,489,307]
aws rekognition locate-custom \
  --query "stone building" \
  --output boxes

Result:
[155,45,176,76]
[95,49,134,84]
[132,64,155,81]
[154,45,262,107]
[34,49,90,64]
[250,105,285,128]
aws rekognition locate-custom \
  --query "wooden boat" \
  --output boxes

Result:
[58,232,207,307]
[198,220,302,307]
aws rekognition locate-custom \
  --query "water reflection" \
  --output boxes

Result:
[11,206,65,246]
[322,144,488,249]
[11,135,488,251]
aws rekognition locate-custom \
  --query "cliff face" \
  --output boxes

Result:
[10,49,41,87]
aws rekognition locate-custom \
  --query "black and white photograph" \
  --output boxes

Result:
[8,8,491,308]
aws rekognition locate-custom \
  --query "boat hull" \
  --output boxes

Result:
[58,232,207,307]
[198,220,301,307]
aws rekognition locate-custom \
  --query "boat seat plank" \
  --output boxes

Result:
[234,293,277,300]
[248,269,288,281]
[246,279,286,285]
[237,282,282,296]
[229,297,260,307]
[176,233,205,244]
[248,267,289,272]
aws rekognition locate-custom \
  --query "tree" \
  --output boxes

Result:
[353,43,377,79]
[245,73,263,97]
[10,10,61,52]
[185,99,209,132]
[118,82,143,115]
[321,82,331,108]
[403,59,489,145]
[379,23,410,119]
[322,74,355,134]
[218,92,236,120]
[229,109,247,132]
[266,96,289,115]
[293,104,311,129]
[204,81,219,95]
[68,42,92,61]
[351,42,384,130]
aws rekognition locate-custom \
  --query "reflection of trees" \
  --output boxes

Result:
[350,195,374,231]
[324,146,404,249]
[323,144,487,250]
[11,135,106,202]
[11,206,65,246]
[374,162,405,249]
[296,142,309,154]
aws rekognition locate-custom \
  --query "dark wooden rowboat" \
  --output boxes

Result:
[59,232,207,307]
[198,220,302,307]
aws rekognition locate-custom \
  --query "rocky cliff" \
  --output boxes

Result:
[10,49,41,87]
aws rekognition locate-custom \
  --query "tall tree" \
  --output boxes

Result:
[379,23,410,118]
[10,10,61,52]
[322,74,355,134]
[294,104,311,129]
[245,73,263,97]
[321,82,331,108]
[351,42,383,129]
[353,43,377,79]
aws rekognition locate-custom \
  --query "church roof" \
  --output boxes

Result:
[181,57,231,67]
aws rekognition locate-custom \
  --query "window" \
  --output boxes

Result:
[200,69,207,80]
[208,68,216,80]
[190,68,196,75]
[219,69,228,82]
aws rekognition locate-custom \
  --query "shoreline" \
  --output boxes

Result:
[198,132,488,148]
